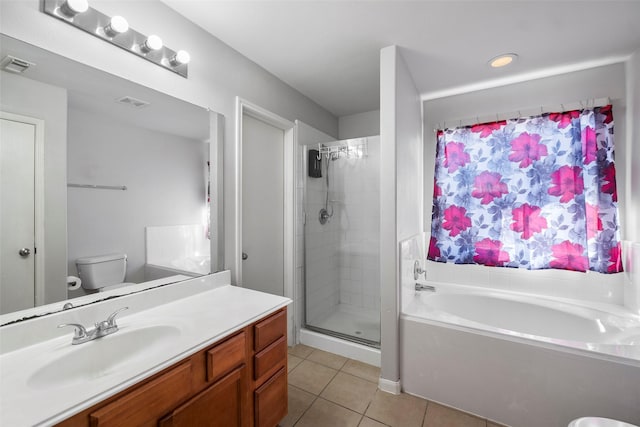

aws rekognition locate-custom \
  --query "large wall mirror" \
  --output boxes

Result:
[0,35,224,322]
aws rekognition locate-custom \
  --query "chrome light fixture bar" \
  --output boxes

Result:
[42,0,189,78]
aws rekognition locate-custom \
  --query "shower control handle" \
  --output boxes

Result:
[242,252,248,260]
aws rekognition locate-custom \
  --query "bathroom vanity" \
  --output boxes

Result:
[0,271,290,427]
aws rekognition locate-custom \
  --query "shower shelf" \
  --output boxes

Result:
[317,138,368,160]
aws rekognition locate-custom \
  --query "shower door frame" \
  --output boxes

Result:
[301,139,381,349]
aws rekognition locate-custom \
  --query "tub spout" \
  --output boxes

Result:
[415,283,436,292]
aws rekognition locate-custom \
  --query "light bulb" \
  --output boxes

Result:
[104,16,129,37]
[489,53,518,68]
[170,50,191,66]
[141,35,163,53]
[60,0,89,17]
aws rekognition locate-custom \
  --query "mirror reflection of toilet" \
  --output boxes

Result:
[569,417,639,427]
[75,253,134,292]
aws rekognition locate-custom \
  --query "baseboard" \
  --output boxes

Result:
[378,377,401,395]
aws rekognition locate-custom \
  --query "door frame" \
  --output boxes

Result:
[0,111,45,307]
[234,98,294,302]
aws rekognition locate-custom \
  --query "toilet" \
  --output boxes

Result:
[569,418,639,427]
[75,253,133,292]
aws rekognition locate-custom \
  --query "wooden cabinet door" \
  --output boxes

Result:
[254,367,287,427]
[159,365,247,427]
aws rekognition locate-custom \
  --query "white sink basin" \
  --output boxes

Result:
[28,325,181,389]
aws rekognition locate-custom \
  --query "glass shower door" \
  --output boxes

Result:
[303,137,380,347]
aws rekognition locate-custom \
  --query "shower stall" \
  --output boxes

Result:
[301,136,381,348]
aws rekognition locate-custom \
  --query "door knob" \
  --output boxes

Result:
[242,252,248,260]
[19,248,31,257]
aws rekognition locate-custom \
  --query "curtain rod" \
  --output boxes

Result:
[434,96,611,132]
[67,183,127,191]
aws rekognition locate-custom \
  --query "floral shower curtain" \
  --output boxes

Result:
[428,105,623,274]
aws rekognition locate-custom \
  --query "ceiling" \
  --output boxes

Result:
[164,0,640,118]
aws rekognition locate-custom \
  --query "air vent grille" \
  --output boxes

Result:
[1,55,35,74]
[115,96,150,108]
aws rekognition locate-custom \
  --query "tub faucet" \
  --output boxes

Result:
[413,260,427,280]
[58,307,129,345]
[415,283,436,292]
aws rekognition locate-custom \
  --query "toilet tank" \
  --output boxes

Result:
[76,253,127,290]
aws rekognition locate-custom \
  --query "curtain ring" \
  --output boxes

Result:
[517,110,521,119]
[476,116,480,125]
[496,113,499,122]
[561,103,565,112]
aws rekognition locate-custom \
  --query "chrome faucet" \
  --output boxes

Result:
[58,307,129,345]
[413,260,427,280]
[415,283,436,292]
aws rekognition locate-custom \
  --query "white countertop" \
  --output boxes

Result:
[0,273,291,426]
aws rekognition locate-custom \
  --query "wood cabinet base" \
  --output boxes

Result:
[56,307,287,427]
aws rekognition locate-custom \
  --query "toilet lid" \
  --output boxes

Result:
[569,417,638,427]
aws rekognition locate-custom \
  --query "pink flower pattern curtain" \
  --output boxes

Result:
[428,105,623,274]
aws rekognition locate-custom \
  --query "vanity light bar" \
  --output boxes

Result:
[42,0,189,78]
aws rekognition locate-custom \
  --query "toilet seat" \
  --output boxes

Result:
[569,417,639,427]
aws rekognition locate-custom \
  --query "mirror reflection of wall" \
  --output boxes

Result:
[0,35,216,315]
[66,105,209,298]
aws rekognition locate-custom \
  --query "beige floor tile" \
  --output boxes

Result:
[289,344,315,358]
[341,359,381,383]
[359,417,389,427]
[487,421,510,427]
[423,402,486,427]
[288,359,338,395]
[365,390,427,427]
[279,385,316,427]
[295,397,362,427]
[307,348,349,370]
[288,354,304,372]
[320,372,378,414]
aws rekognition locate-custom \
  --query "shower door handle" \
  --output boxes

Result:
[242,252,248,260]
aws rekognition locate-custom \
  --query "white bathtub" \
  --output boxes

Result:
[401,282,640,427]
[144,256,210,281]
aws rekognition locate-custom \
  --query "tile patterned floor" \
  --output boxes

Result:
[281,344,509,427]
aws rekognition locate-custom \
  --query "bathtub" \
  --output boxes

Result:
[144,256,210,281]
[401,282,640,427]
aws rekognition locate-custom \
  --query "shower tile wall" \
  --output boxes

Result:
[333,138,380,312]
[304,146,341,324]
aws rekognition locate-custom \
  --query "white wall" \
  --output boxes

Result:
[67,108,206,290]
[422,63,628,305]
[0,71,68,304]
[0,0,338,285]
[626,50,640,243]
[338,110,380,139]
[379,46,423,391]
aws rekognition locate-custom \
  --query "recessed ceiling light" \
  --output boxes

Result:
[489,53,518,68]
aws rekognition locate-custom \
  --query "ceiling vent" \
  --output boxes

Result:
[1,55,35,74]
[115,96,150,108]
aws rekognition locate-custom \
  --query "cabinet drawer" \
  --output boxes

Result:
[159,366,245,427]
[254,335,286,383]
[89,361,192,427]
[254,367,287,427]
[207,331,246,383]
[253,309,286,352]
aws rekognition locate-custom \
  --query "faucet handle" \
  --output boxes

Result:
[106,306,129,328]
[58,323,88,340]
[413,260,427,280]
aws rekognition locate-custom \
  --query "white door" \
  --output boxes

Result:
[241,114,284,296]
[0,117,36,314]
